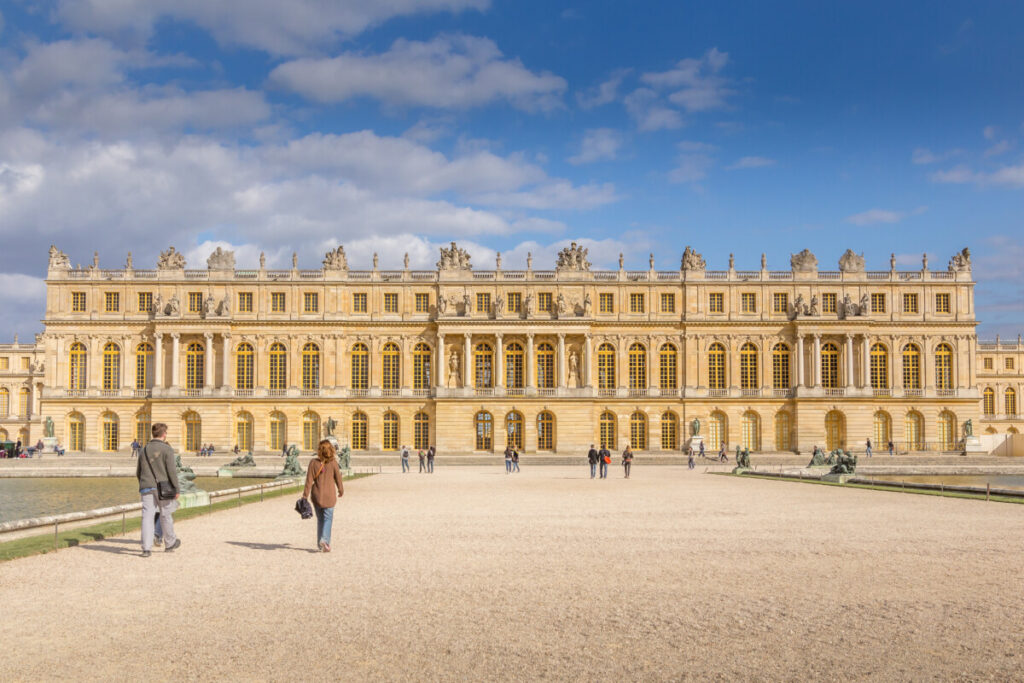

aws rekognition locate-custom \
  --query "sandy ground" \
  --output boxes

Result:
[1,465,1022,681]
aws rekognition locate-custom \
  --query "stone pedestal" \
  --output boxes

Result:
[963,436,986,455]
[822,472,856,484]
[41,437,59,453]
[731,466,751,475]
[686,435,705,452]
[178,490,210,508]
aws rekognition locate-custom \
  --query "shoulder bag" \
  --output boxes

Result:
[142,444,177,500]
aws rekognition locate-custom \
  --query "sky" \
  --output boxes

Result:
[0,1,1022,339]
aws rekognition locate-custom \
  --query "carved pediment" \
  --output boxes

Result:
[838,249,865,273]
[790,248,818,272]
[157,247,186,270]
[555,242,591,271]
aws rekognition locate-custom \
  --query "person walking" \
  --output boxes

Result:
[136,422,180,558]
[587,444,598,479]
[622,444,634,479]
[504,446,513,474]
[719,443,728,463]
[865,438,873,458]
[418,448,426,473]
[302,439,345,553]
[401,445,410,473]
[698,440,705,459]
[427,445,436,473]
[888,439,894,456]
[598,445,611,479]
[687,449,695,470]
[511,449,520,473]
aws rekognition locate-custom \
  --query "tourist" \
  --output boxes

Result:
[622,444,634,479]
[55,441,64,456]
[598,445,611,479]
[699,441,705,459]
[302,439,345,553]
[504,445,513,473]
[688,449,695,470]
[427,445,436,473]
[401,445,410,473]
[587,444,598,479]
[865,438,872,458]
[207,444,216,457]
[281,443,289,458]
[233,444,240,455]
[136,422,180,558]
[719,443,727,462]
[511,449,520,473]
[15,439,22,455]
[130,438,141,458]
[418,449,426,473]
[888,440,895,456]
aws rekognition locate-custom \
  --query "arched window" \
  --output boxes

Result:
[0,388,7,416]
[935,343,953,390]
[236,412,254,451]
[381,343,400,391]
[599,411,616,449]
[772,343,790,390]
[414,412,430,450]
[873,411,892,447]
[186,342,205,390]
[1007,388,1018,416]
[628,343,647,390]
[0,429,6,442]
[506,342,525,389]
[741,411,760,451]
[870,343,889,390]
[184,411,201,451]
[351,343,369,390]
[659,344,678,390]
[825,410,845,451]
[102,343,121,391]
[413,343,432,390]
[774,411,792,451]
[938,411,956,450]
[597,343,616,391]
[506,411,524,449]
[740,343,758,390]
[904,411,923,451]
[475,411,493,450]
[236,343,254,390]
[708,411,727,450]
[382,411,399,450]
[630,411,648,449]
[535,342,554,389]
[474,343,494,388]
[708,343,726,389]
[135,342,153,390]
[268,342,287,391]
[69,342,87,391]
[135,412,151,445]
[351,412,368,450]
[983,387,995,415]
[18,387,29,418]
[68,412,85,451]
[268,411,286,451]
[302,343,320,391]
[902,344,921,390]
[821,342,839,389]
[101,413,119,452]
[661,411,678,450]
[537,411,554,450]
[303,411,321,450]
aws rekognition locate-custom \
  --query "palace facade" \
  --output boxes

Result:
[2,242,1021,455]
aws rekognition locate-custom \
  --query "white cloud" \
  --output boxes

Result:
[641,48,734,112]
[845,206,927,226]
[624,88,683,131]
[56,0,490,55]
[726,156,775,170]
[930,164,1024,188]
[911,147,940,164]
[984,139,1012,157]
[668,156,713,184]
[576,69,630,109]
[268,35,565,111]
[567,128,623,165]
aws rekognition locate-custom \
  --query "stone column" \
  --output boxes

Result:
[678,335,686,390]
[845,334,854,388]
[436,334,445,389]
[557,333,566,388]
[813,334,821,387]
[463,333,472,388]
[526,333,535,388]
[862,336,870,388]
[648,337,656,389]
[335,334,344,389]
[123,335,132,389]
[154,333,163,389]
[222,333,232,389]
[796,334,805,388]
[583,334,592,388]
[170,333,180,388]
[892,336,902,390]
[34,382,43,416]
[495,333,504,388]
[204,332,214,388]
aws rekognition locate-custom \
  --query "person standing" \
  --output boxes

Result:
[622,444,634,479]
[865,438,873,458]
[719,443,727,462]
[302,439,345,552]
[401,445,410,473]
[130,438,141,458]
[587,444,598,479]
[699,440,705,459]
[504,446,513,474]
[687,449,695,470]
[418,448,426,473]
[511,449,520,473]
[598,445,610,479]
[136,423,180,558]
[427,445,435,473]
[888,439,894,456]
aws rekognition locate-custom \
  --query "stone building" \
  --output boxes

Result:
[2,242,1018,455]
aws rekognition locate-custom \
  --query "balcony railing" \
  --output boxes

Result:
[773,388,796,398]
[349,388,370,398]
[904,388,923,397]
[412,388,432,398]
[380,388,400,398]
[506,387,526,397]
[133,389,152,398]
[65,389,87,398]
[935,388,957,397]
[99,389,120,398]
[536,388,556,397]
[628,388,648,398]
[474,387,494,397]
[740,388,761,397]
[707,388,728,398]
[300,388,320,398]
[234,389,254,398]
[597,388,617,397]
[266,389,287,398]
[824,388,846,397]
[184,389,203,398]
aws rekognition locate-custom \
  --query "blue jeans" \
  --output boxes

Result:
[314,504,334,546]
[599,461,608,478]
[427,459,434,473]
[505,459,512,472]
[866,447,872,458]
[401,457,409,472]
[590,462,596,478]
[512,460,520,472]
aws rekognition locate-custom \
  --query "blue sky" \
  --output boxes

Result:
[0,1,1022,338]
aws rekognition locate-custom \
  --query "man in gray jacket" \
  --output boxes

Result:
[136,422,181,557]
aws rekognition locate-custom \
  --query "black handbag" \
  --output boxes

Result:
[142,445,177,500]
[295,497,313,519]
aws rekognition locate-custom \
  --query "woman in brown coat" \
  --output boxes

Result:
[303,440,345,552]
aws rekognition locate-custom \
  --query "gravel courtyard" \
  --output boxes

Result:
[1,466,1022,681]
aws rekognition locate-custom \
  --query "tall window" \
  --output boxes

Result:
[302,412,321,450]
[302,343,320,390]
[135,342,152,390]
[506,292,521,313]
[271,292,286,312]
[772,293,788,314]
[938,411,955,450]
[661,412,677,450]
[1007,388,1018,416]
[709,293,724,313]
[630,411,647,449]
[599,411,616,449]
[629,293,645,313]
[68,413,85,451]
[382,412,399,450]
[506,411,523,449]
[774,411,792,451]
[822,293,837,314]
[870,343,889,389]
[599,293,614,313]
[353,293,367,313]
[660,293,675,313]
[268,412,286,451]
[741,412,760,451]
[0,389,8,416]
[740,342,758,390]
[708,411,726,450]
[381,343,400,390]
[304,292,319,313]
[104,292,120,312]
[935,343,953,390]
[628,343,647,390]
[659,344,677,390]
[186,342,204,390]
[138,291,153,311]
[268,342,287,391]
[873,411,891,447]
[538,292,552,312]
[351,412,367,450]
[935,293,950,313]
[772,343,790,389]
[903,293,919,314]
[741,293,756,313]
[135,412,151,445]
[821,342,839,389]
[72,292,86,312]
[188,292,203,313]
[597,343,616,390]
[69,342,87,390]
[506,342,525,389]
[708,343,726,389]
[476,293,490,314]
[384,293,398,313]
[236,343,254,390]
[902,344,921,390]
[102,413,119,452]
[983,357,993,370]
[413,343,432,390]
[983,387,995,415]
[102,342,120,391]
[351,343,369,389]
[236,412,253,451]
[1006,357,1016,370]
[825,410,845,450]
[871,293,886,313]
[474,343,494,388]
[415,293,429,313]
[475,412,493,450]
[238,292,253,313]
[184,412,201,451]
[18,388,29,418]
[414,412,430,450]
[535,343,554,388]
[537,412,554,450]
[904,412,923,451]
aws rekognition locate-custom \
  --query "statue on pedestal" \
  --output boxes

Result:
[964,419,973,437]
[175,454,198,493]
[829,449,857,475]
[44,416,55,438]
[227,451,256,467]
[279,450,304,478]
[325,416,337,437]
[568,352,580,387]
[448,351,460,388]
[691,418,701,436]
[807,446,826,467]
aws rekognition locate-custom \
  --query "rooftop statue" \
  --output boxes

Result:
[157,247,186,270]
[437,242,472,271]
[555,241,592,271]
[790,248,818,272]
[680,246,706,271]
[207,247,236,270]
[323,245,348,271]
[48,245,71,270]
[838,249,865,273]
[948,247,971,273]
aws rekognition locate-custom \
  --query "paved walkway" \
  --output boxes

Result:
[1,466,1022,680]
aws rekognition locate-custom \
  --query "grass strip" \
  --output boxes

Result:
[720,472,1024,504]
[0,473,374,563]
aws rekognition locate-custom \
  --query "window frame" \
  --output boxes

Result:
[708,292,724,314]
[270,292,286,313]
